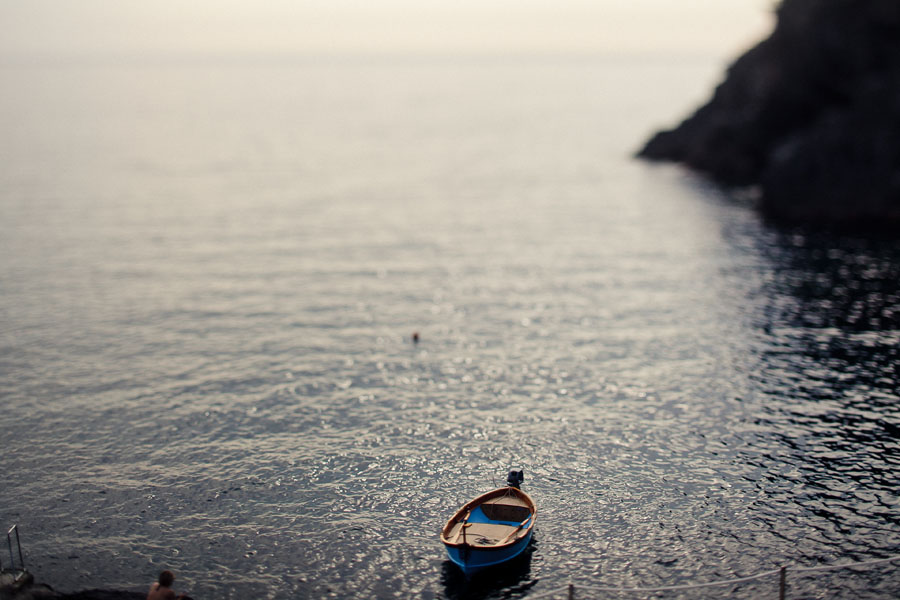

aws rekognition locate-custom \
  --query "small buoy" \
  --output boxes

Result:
[412,332,420,344]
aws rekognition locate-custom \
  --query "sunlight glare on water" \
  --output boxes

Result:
[1,58,899,599]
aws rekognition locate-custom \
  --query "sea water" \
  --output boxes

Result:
[1,56,899,599]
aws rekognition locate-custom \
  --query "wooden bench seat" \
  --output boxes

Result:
[446,522,520,547]
[481,496,532,522]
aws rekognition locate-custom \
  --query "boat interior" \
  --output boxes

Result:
[480,496,532,522]
[444,494,534,547]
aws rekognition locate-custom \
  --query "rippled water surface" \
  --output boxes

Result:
[1,58,899,599]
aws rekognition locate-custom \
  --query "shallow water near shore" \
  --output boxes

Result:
[1,57,900,599]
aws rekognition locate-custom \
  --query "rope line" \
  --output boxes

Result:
[792,554,900,574]
[524,587,569,600]
[575,569,783,593]
[526,585,594,600]
[521,553,900,598]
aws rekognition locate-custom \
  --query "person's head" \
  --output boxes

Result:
[159,570,175,587]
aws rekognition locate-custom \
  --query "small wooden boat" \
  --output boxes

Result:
[440,470,536,574]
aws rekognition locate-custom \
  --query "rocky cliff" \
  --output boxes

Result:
[638,0,900,226]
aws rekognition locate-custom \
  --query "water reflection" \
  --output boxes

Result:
[752,225,900,401]
[758,228,900,332]
[441,540,537,600]
[5,58,900,598]
[738,224,900,568]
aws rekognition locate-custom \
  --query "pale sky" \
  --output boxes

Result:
[0,0,775,61]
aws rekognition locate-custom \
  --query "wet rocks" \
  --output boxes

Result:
[0,573,142,600]
[59,592,144,600]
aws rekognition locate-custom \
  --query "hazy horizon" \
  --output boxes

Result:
[1,0,774,63]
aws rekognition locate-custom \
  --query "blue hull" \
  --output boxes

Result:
[445,529,533,575]
[441,485,537,576]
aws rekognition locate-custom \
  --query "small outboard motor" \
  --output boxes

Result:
[506,469,524,488]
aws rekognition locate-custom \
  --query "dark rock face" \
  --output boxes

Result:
[1,573,144,600]
[60,591,145,600]
[638,0,900,226]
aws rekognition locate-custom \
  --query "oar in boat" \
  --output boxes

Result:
[451,511,472,544]
[493,517,531,546]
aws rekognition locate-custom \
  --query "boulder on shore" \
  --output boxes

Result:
[1,572,143,600]
[638,0,900,227]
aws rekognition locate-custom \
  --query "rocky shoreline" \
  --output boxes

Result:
[638,0,900,227]
[0,572,143,600]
